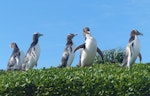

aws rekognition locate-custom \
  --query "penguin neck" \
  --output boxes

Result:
[31,38,39,47]
[66,39,73,45]
[12,46,19,55]
[129,35,135,43]
[85,34,92,39]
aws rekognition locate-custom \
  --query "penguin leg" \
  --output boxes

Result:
[138,52,142,62]
[97,47,104,61]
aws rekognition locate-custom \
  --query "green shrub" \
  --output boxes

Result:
[95,47,124,64]
[0,64,150,96]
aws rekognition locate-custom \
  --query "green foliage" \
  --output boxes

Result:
[95,47,124,64]
[0,64,150,96]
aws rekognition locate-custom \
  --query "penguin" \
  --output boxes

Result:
[58,33,77,68]
[74,27,104,67]
[22,32,43,71]
[7,42,25,71]
[121,30,143,67]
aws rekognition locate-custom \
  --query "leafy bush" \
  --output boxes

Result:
[95,47,124,64]
[0,64,150,96]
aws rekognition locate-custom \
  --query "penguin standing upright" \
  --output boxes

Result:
[121,30,143,67]
[74,27,104,67]
[22,32,43,71]
[7,42,25,71]
[58,34,77,68]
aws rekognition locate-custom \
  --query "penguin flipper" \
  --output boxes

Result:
[97,47,104,60]
[138,52,142,62]
[74,43,85,53]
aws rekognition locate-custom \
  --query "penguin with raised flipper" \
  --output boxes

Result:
[74,27,104,67]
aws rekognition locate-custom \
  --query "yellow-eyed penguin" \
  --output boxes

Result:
[74,27,104,67]
[7,43,25,71]
[22,32,43,71]
[58,34,77,68]
[121,30,143,67]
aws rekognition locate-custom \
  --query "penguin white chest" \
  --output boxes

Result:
[67,44,75,67]
[26,44,41,70]
[127,36,140,66]
[81,37,97,66]
[32,44,41,60]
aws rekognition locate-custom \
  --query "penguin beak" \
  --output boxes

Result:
[39,33,43,37]
[34,32,43,37]
[74,34,78,36]
[136,31,143,36]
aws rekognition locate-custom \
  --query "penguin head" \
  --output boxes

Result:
[67,33,77,40]
[33,32,43,41]
[83,27,91,36]
[10,42,18,49]
[130,30,143,36]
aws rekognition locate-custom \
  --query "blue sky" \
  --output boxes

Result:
[0,0,150,70]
